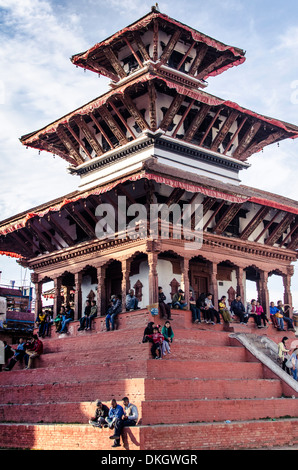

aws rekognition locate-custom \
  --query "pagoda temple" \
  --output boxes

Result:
[1,7,298,320]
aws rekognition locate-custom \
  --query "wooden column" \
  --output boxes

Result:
[34,281,43,317]
[148,252,159,305]
[74,272,82,320]
[283,272,293,316]
[180,257,190,307]
[257,270,270,316]
[53,276,62,318]
[210,262,218,310]
[236,266,245,301]
[97,265,106,317]
[121,259,131,312]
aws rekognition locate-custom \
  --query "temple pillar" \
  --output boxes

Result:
[210,262,218,309]
[283,271,293,316]
[97,265,106,317]
[74,271,82,320]
[148,251,159,305]
[53,276,62,318]
[180,257,190,306]
[258,270,270,316]
[121,258,131,312]
[32,276,43,317]
[235,266,245,302]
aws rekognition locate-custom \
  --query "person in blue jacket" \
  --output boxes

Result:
[105,398,124,429]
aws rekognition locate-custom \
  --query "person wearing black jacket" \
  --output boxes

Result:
[89,400,109,428]
[158,287,172,320]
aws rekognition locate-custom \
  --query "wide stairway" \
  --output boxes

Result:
[0,308,298,450]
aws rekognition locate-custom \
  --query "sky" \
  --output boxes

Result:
[1,0,298,305]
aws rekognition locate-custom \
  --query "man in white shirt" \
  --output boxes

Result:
[109,396,139,447]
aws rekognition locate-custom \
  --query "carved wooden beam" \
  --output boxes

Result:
[183,103,211,142]
[166,188,185,206]
[132,32,150,62]
[197,54,230,79]
[89,112,115,150]
[254,210,282,243]
[98,105,128,146]
[241,130,284,161]
[199,107,223,146]
[212,203,242,235]
[232,122,262,160]
[109,101,136,139]
[103,46,127,79]
[152,19,159,62]
[10,232,33,257]
[280,220,298,248]
[265,213,296,246]
[189,43,208,76]
[239,206,270,240]
[66,124,93,161]
[148,81,157,131]
[38,219,65,250]
[203,201,225,231]
[56,125,85,165]
[39,139,78,166]
[287,227,298,250]
[46,213,75,247]
[224,116,247,155]
[73,115,103,157]
[120,94,149,132]
[21,228,41,254]
[177,41,196,71]
[64,205,95,239]
[172,99,195,138]
[160,94,185,132]
[87,57,119,82]
[30,220,57,252]
[210,110,239,152]
[123,37,143,69]
[159,29,181,65]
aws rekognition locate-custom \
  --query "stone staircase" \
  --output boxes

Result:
[0,309,298,450]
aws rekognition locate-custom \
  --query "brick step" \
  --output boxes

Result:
[160,344,247,362]
[40,325,232,354]
[147,360,264,380]
[141,398,298,425]
[1,419,298,451]
[1,395,298,427]
[144,377,283,400]
[0,376,282,406]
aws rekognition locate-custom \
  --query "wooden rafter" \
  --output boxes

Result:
[132,32,150,62]
[177,41,196,71]
[46,213,75,247]
[87,58,119,82]
[64,205,95,239]
[152,19,159,62]
[120,94,149,132]
[197,54,230,79]
[66,124,93,161]
[98,105,128,146]
[123,37,143,69]
[199,107,223,146]
[148,81,157,131]
[38,139,78,166]
[160,29,181,65]
[212,203,242,235]
[160,94,185,132]
[166,188,185,206]
[210,110,239,152]
[254,210,282,243]
[265,213,296,246]
[239,206,270,240]
[183,103,211,142]
[232,122,262,160]
[280,220,298,247]
[241,130,284,161]
[89,112,115,150]
[10,232,32,257]
[172,99,195,138]
[38,219,65,250]
[21,228,41,254]
[30,220,57,252]
[224,116,247,155]
[103,46,127,79]
[73,115,103,157]
[189,43,208,76]
[109,101,136,139]
[56,125,85,165]
[203,201,225,231]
